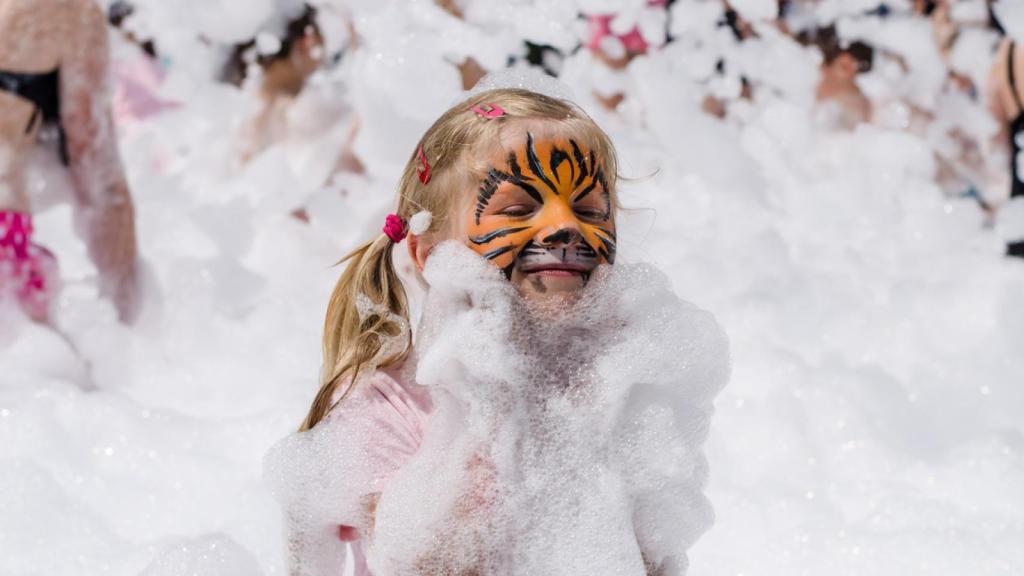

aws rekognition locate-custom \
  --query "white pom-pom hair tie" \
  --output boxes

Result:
[408,211,433,235]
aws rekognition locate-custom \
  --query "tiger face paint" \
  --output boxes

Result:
[464,129,617,301]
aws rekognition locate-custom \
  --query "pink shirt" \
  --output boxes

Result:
[112,56,178,124]
[585,0,669,54]
[328,368,433,576]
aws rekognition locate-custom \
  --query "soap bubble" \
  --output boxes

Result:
[267,243,729,574]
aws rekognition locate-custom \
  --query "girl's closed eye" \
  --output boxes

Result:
[572,204,606,221]
[485,187,540,219]
[499,203,536,218]
[572,191,609,222]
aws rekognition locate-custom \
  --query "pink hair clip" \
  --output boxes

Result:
[417,146,431,185]
[383,213,408,243]
[469,103,505,119]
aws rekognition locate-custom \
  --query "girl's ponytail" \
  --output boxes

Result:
[299,233,411,431]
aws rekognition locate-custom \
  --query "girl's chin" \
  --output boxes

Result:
[514,271,587,302]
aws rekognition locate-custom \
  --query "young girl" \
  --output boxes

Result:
[267,86,728,576]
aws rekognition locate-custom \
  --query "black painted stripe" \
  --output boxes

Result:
[549,146,570,184]
[596,235,617,264]
[542,229,574,245]
[476,169,509,224]
[483,245,515,260]
[469,226,529,245]
[571,139,588,188]
[526,132,560,196]
[506,151,544,205]
[577,242,598,258]
[574,176,599,203]
[597,169,611,221]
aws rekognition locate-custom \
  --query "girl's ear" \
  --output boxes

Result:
[407,234,433,272]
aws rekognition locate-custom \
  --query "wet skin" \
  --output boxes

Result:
[463,128,617,302]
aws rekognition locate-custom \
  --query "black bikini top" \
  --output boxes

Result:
[0,67,68,164]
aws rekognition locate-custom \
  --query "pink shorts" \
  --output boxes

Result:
[0,211,59,319]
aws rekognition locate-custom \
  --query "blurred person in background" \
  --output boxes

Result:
[224,4,338,166]
[700,1,757,119]
[107,0,179,126]
[987,38,1024,257]
[803,25,874,130]
[225,4,324,162]
[0,0,140,323]
[917,0,1004,206]
[584,0,670,111]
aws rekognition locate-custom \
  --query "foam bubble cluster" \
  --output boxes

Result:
[267,242,729,574]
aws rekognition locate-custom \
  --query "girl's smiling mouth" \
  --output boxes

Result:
[521,263,591,276]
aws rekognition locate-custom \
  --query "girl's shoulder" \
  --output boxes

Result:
[326,366,434,441]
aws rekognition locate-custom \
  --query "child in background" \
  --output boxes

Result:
[803,25,874,130]
[584,0,670,110]
[224,4,327,164]
[267,86,727,575]
[107,1,179,125]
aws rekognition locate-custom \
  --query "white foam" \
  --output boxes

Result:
[5,0,1024,574]
[140,534,266,576]
[994,0,1024,43]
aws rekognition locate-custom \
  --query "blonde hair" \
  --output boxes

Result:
[299,88,621,431]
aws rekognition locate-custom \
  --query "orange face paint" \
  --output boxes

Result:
[466,132,617,279]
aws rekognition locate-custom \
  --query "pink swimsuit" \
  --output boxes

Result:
[329,369,433,576]
[0,212,58,319]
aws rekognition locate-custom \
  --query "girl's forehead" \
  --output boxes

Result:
[494,120,595,152]
[474,119,603,172]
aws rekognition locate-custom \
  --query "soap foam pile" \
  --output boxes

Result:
[1,0,1023,574]
[265,242,729,575]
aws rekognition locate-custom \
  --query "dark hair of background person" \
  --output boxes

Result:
[797,25,874,73]
[108,0,157,58]
[988,2,1005,35]
[221,4,319,87]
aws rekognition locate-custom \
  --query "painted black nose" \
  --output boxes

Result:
[541,228,582,246]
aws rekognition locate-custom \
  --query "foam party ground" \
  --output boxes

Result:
[2,0,1023,575]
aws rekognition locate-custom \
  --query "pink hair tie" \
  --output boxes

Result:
[470,103,505,119]
[383,213,408,243]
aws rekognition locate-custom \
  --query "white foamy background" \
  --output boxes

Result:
[1,0,1022,574]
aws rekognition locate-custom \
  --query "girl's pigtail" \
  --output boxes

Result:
[300,232,411,431]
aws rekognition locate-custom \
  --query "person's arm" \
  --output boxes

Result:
[978,40,1014,209]
[987,41,1011,133]
[61,0,140,322]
